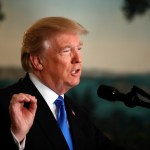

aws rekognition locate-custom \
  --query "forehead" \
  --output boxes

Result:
[43,32,83,53]
[53,32,82,46]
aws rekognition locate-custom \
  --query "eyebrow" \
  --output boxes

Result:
[79,41,83,46]
[60,41,83,50]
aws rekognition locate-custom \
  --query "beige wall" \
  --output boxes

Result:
[0,0,150,74]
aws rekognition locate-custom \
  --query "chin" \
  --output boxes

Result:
[72,79,80,87]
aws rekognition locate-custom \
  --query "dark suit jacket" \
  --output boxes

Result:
[0,73,124,150]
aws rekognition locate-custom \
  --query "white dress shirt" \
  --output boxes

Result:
[29,73,64,119]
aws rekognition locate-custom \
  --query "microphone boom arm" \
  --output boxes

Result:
[125,86,150,109]
[97,84,150,109]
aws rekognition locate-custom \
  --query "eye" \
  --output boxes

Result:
[78,42,83,51]
[60,47,71,56]
[78,46,82,51]
[63,47,71,53]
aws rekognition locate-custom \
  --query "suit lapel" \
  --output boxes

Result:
[20,74,70,150]
[64,96,88,150]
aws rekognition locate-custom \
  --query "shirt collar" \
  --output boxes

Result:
[29,73,64,105]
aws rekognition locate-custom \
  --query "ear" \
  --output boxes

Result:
[30,55,43,71]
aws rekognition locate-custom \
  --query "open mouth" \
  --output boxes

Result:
[71,69,80,75]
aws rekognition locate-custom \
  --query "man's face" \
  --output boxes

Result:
[40,32,83,94]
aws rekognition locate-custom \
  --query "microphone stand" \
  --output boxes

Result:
[124,86,150,109]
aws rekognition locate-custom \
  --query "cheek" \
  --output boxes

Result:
[54,61,69,76]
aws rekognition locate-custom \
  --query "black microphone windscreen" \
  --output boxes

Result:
[97,84,118,101]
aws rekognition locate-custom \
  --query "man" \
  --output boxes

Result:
[0,17,124,150]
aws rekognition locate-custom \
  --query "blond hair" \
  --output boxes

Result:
[21,16,88,72]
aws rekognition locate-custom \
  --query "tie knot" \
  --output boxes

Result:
[54,96,64,106]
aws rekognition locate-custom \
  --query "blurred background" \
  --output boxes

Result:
[0,0,150,149]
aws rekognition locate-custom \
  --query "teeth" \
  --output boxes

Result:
[72,70,76,74]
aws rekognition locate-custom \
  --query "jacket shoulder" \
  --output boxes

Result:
[0,77,24,96]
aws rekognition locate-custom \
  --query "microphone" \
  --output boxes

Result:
[97,84,150,109]
[97,84,126,102]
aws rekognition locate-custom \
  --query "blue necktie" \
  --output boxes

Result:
[54,96,73,150]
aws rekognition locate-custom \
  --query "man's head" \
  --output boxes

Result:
[21,16,88,94]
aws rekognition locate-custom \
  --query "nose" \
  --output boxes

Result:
[72,50,82,64]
